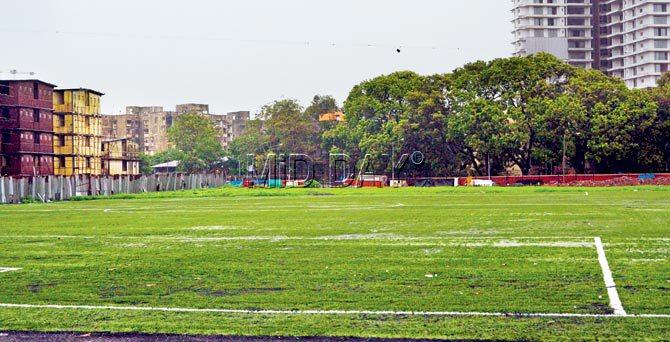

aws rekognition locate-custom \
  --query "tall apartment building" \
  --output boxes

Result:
[0,80,56,176]
[512,0,670,88]
[512,0,596,69]
[53,88,104,176]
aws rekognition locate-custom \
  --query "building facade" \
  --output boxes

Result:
[101,138,140,176]
[102,106,173,156]
[512,0,670,87]
[512,0,596,69]
[318,111,346,122]
[102,105,250,156]
[228,111,250,141]
[53,88,104,176]
[597,0,670,87]
[0,80,56,176]
[175,103,210,115]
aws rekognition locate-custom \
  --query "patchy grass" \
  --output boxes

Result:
[0,186,668,339]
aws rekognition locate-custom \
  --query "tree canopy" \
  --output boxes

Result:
[228,53,670,177]
[168,113,224,173]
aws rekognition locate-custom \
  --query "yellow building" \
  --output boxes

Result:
[53,88,104,176]
[102,138,140,176]
[318,111,345,122]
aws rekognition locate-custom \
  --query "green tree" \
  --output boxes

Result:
[139,149,186,174]
[260,99,321,156]
[139,153,154,174]
[328,71,425,165]
[226,119,270,174]
[304,95,340,120]
[649,83,670,171]
[168,113,223,173]
[657,71,670,87]
[449,53,574,175]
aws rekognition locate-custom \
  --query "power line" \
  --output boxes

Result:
[0,27,463,52]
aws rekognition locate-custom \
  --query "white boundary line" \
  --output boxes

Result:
[0,303,668,318]
[0,267,21,273]
[595,237,627,316]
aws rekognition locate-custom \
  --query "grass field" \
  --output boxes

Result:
[0,186,668,340]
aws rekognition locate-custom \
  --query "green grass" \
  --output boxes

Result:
[0,186,668,340]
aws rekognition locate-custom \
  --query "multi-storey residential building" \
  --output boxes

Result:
[512,0,670,87]
[0,80,56,176]
[102,106,173,156]
[512,0,596,69]
[228,111,250,140]
[175,103,210,115]
[210,113,233,148]
[101,138,140,176]
[102,105,250,155]
[211,111,251,148]
[53,88,104,176]
[597,0,670,88]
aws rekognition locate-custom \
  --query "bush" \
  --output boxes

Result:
[304,180,322,188]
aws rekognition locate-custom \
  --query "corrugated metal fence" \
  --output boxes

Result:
[0,173,226,204]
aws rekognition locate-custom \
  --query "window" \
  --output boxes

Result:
[85,136,91,147]
[58,156,65,168]
[85,116,90,127]
[86,157,92,169]
[54,92,64,105]
[33,133,40,144]
[59,136,66,147]
[33,109,40,123]
[1,132,10,144]
[0,82,9,96]
[58,114,65,127]
[33,83,39,100]
[1,107,9,119]
[122,160,128,172]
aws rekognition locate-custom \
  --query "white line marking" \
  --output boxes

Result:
[0,303,667,318]
[0,268,21,273]
[0,235,598,246]
[595,237,627,316]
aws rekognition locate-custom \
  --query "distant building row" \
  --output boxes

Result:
[101,105,250,156]
[0,79,139,177]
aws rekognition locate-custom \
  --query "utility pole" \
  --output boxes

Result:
[391,145,395,182]
[487,154,491,180]
[562,131,567,184]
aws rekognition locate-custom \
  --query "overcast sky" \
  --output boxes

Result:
[2,0,512,115]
